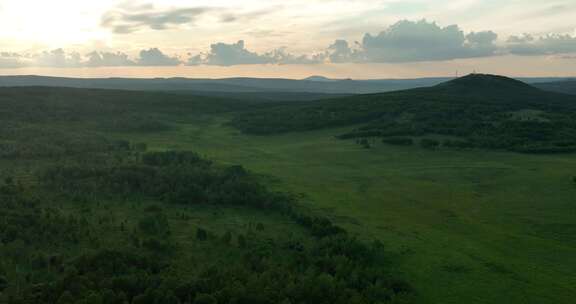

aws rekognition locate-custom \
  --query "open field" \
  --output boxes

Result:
[122,115,576,304]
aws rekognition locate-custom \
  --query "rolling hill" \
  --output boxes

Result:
[0,75,568,96]
[230,74,576,153]
[0,75,449,94]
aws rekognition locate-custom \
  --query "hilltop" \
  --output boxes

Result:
[435,73,539,95]
[230,74,576,153]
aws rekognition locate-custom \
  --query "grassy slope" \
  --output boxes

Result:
[120,116,576,304]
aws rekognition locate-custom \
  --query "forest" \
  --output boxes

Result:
[0,87,412,303]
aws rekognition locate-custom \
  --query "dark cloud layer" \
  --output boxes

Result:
[102,7,212,34]
[101,4,274,34]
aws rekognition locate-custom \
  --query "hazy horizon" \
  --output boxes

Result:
[1,56,576,80]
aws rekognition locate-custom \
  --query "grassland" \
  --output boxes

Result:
[122,115,576,304]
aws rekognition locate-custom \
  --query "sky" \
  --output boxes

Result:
[0,0,575,79]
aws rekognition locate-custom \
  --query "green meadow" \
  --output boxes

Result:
[124,115,576,304]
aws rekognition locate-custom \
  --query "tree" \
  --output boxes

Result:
[221,231,232,245]
[256,223,265,231]
[194,293,217,304]
[359,138,371,149]
[382,137,414,146]
[237,234,247,248]
[83,292,104,304]
[420,138,440,150]
[196,228,208,241]
[0,276,7,292]
[57,291,75,304]
[162,291,180,304]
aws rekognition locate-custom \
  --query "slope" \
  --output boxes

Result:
[230,74,576,153]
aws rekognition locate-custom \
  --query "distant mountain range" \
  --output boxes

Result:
[0,75,572,96]
[532,80,576,95]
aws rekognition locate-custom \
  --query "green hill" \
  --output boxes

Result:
[230,74,576,153]
[434,73,538,94]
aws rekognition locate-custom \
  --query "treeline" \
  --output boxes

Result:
[40,151,293,211]
[339,119,576,153]
[0,87,269,124]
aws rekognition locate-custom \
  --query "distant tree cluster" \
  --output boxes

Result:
[40,151,294,212]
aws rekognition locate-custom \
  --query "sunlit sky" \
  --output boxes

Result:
[0,0,575,78]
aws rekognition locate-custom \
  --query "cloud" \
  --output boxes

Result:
[0,52,25,68]
[85,51,136,67]
[187,40,322,66]
[35,49,82,67]
[184,21,501,66]
[102,5,213,34]
[326,40,361,63]
[101,4,274,34]
[203,40,272,66]
[358,20,498,62]
[0,48,182,68]
[136,48,181,66]
[219,8,277,24]
[264,48,324,65]
[1,19,575,69]
[507,33,576,55]
[466,31,499,55]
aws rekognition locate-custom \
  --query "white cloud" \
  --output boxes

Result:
[507,33,576,55]
[136,48,181,66]
[0,52,25,68]
[358,20,498,62]
[188,40,322,66]
[35,49,83,67]
[0,18,574,69]
[85,51,136,67]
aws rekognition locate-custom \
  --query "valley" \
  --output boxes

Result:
[1,75,575,303]
[126,116,576,304]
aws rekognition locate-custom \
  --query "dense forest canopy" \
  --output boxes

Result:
[0,86,413,303]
